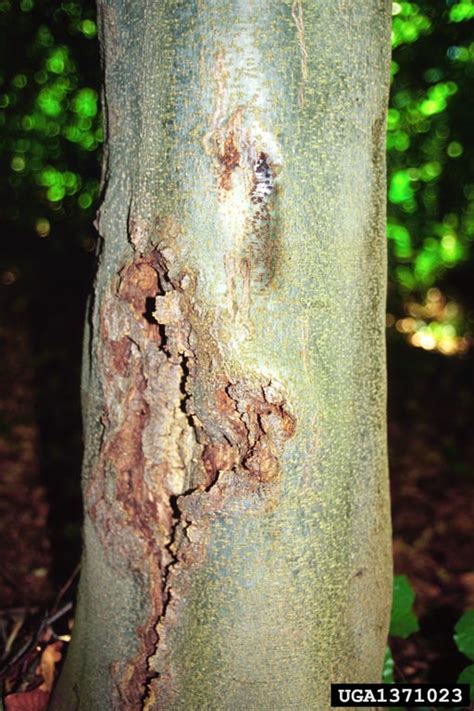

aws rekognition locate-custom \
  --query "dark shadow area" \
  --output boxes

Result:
[29,240,93,586]
[1,226,94,593]
[387,334,474,685]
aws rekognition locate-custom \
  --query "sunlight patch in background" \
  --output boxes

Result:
[0,0,472,352]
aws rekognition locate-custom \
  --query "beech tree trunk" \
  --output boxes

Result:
[52,1,392,709]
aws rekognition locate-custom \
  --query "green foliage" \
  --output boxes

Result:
[390,575,420,638]
[388,0,474,348]
[454,609,474,700]
[384,576,417,701]
[449,0,474,23]
[0,0,473,350]
[0,0,100,244]
[391,2,432,49]
[382,647,405,711]
[383,646,395,683]
[458,664,474,700]
[455,609,474,659]
[387,582,474,705]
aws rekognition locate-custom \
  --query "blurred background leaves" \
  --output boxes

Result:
[386,0,473,356]
[390,575,421,639]
[0,0,473,353]
[0,0,100,250]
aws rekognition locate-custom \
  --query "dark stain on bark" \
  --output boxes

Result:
[218,129,240,192]
[213,120,282,292]
[246,151,281,291]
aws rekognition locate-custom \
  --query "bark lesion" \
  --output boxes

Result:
[203,50,283,304]
[86,243,297,708]
[86,249,201,708]
[215,124,282,301]
[218,126,241,193]
[142,370,297,707]
[213,379,297,484]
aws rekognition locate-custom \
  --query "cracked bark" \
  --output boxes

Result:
[51,2,393,710]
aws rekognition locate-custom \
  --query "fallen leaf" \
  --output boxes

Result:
[38,641,62,693]
[4,688,49,711]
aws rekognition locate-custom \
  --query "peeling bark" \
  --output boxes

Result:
[52,2,392,710]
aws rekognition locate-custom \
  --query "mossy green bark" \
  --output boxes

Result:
[52,1,392,709]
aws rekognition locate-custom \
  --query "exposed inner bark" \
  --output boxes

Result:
[84,244,296,706]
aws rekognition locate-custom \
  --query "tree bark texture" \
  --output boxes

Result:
[52,1,392,709]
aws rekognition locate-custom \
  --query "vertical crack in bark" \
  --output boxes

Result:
[87,249,200,709]
[86,244,297,708]
[141,374,297,709]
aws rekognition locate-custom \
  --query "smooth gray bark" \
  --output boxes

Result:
[52,1,392,709]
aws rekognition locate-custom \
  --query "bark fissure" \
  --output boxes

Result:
[84,247,201,707]
[86,242,297,707]
[141,377,297,705]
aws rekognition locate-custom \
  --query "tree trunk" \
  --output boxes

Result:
[52,1,392,709]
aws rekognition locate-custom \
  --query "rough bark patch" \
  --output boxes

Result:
[84,246,296,709]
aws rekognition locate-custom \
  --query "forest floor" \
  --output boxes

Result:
[387,337,474,688]
[0,284,473,704]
